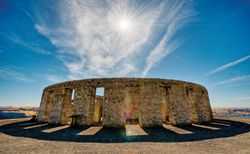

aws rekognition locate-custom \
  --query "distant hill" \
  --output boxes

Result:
[0,106,38,119]
[1,106,249,119]
[213,108,250,117]
[0,106,39,111]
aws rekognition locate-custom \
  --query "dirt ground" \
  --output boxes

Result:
[0,118,250,154]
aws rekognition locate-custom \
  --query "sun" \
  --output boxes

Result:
[119,19,130,31]
[109,13,138,38]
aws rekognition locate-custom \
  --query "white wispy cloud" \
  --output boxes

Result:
[226,82,250,88]
[6,34,51,55]
[233,96,250,101]
[142,1,195,76]
[0,31,51,55]
[207,55,250,76]
[210,75,250,87]
[44,75,67,84]
[0,67,35,83]
[35,0,194,79]
[14,3,36,23]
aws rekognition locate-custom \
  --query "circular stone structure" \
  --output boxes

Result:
[37,78,213,128]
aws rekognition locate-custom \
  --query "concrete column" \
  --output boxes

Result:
[186,87,200,124]
[201,90,213,122]
[168,84,191,126]
[194,90,207,123]
[37,91,48,122]
[93,100,102,123]
[124,86,140,122]
[59,89,73,125]
[43,91,54,122]
[103,82,126,127]
[160,87,170,123]
[48,89,64,125]
[72,86,96,127]
[93,96,104,124]
[139,80,162,127]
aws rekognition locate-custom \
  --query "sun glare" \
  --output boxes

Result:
[110,13,138,38]
[119,19,130,31]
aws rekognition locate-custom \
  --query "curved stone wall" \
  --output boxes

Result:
[37,78,213,127]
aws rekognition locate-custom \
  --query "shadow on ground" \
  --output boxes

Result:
[0,119,249,143]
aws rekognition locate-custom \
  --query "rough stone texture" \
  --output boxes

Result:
[139,80,162,127]
[160,87,170,123]
[167,84,191,126]
[93,96,103,124]
[196,91,208,123]
[48,90,64,125]
[103,82,126,127]
[59,89,73,125]
[37,91,48,122]
[43,91,54,122]
[124,86,140,122]
[202,90,213,122]
[186,86,200,124]
[38,78,213,128]
[72,86,96,127]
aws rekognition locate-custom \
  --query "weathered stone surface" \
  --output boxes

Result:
[43,91,54,122]
[59,89,73,125]
[93,96,103,124]
[48,90,64,125]
[186,86,200,124]
[167,84,191,125]
[103,82,126,127]
[38,78,213,128]
[194,90,211,123]
[37,91,48,122]
[202,90,213,122]
[72,86,96,127]
[124,86,140,122]
[139,81,162,127]
[160,87,170,123]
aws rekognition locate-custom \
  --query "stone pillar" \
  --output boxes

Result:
[124,86,140,122]
[103,81,126,127]
[48,89,64,125]
[160,87,170,123]
[139,80,162,127]
[168,84,191,126]
[37,91,48,122]
[194,90,207,123]
[72,86,96,127]
[59,89,73,125]
[43,91,54,122]
[186,87,200,124]
[201,90,213,122]
[93,96,103,124]
[93,100,101,123]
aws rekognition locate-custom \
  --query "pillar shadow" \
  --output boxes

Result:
[201,122,230,128]
[0,118,249,143]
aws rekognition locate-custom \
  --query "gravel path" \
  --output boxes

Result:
[0,118,250,154]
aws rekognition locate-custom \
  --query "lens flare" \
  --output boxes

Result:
[119,19,130,31]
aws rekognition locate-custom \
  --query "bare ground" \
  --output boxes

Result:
[0,118,250,154]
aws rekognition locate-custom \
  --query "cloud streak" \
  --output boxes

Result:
[142,1,195,76]
[35,0,194,79]
[2,33,52,55]
[0,67,35,83]
[44,75,67,84]
[233,96,250,101]
[210,75,250,87]
[207,55,250,76]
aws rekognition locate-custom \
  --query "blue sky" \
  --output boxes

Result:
[0,0,250,107]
